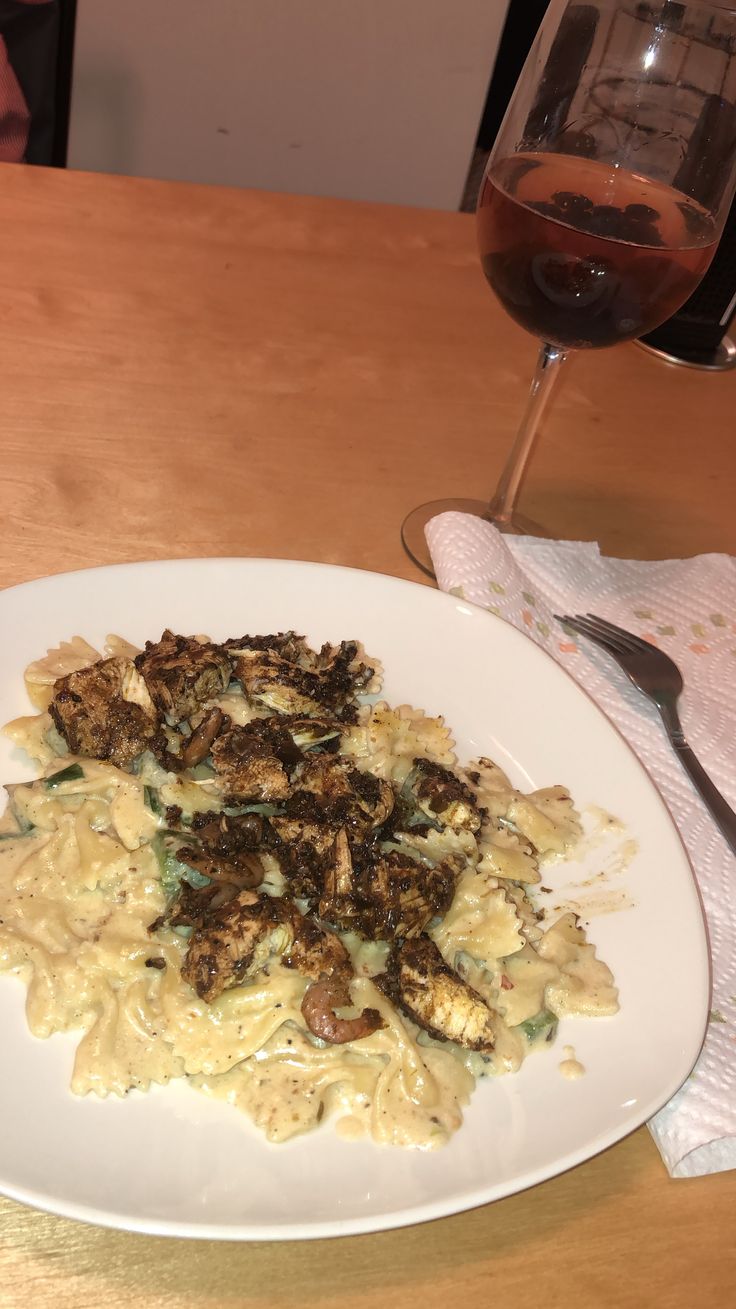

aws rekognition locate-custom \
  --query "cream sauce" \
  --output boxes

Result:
[558,1045,586,1080]
[0,683,619,1149]
[553,888,635,918]
[335,1114,368,1141]
[574,808,638,879]
[544,808,638,918]
[195,980,474,1148]
[0,799,474,1147]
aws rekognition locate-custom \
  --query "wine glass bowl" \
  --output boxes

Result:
[477,153,717,350]
[401,0,736,576]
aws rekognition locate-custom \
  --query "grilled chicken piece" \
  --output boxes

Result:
[282,715,343,751]
[270,812,335,855]
[297,755,394,836]
[210,721,295,802]
[50,656,161,767]
[284,912,352,980]
[179,886,350,1000]
[364,850,457,939]
[180,888,383,1041]
[316,828,356,927]
[232,639,374,717]
[224,631,315,664]
[233,649,336,717]
[268,762,394,904]
[135,630,232,721]
[318,830,457,940]
[378,936,497,1053]
[181,891,295,1001]
[269,811,336,903]
[401,759,483,832]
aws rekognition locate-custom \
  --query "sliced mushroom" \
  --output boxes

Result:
[180,707,225,768]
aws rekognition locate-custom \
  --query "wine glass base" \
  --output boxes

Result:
[401,499,547,579]
[636,333,736,373]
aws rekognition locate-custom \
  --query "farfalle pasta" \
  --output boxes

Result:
[0,629,618,1149]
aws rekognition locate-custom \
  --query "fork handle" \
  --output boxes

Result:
[659,708,736,855]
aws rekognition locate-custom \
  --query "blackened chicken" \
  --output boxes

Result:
[209,720,295,802]
[50,657,161,767]
[400,759,484,833]
[318,830,457,940]
[182,891,296,1001]
[181,891,382,1043]
[377,936,497,1053]
[135,630,232,720]
[231,639,373,717]
[268,759,393,904]
[296,755,394,838]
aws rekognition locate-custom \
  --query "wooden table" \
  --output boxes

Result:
[1,163,734,1308]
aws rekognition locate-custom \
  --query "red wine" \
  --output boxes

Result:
[477,153,718,349]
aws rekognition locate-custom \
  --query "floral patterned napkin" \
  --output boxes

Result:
[426,511,736,1178]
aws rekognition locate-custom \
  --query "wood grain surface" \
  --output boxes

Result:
[0,162,734,1309]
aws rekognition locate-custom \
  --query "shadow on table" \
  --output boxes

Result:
[519,484,727,562]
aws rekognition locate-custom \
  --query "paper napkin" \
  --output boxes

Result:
[426,511,736,1178]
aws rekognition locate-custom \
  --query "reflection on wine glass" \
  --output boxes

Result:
[402,0,736,576]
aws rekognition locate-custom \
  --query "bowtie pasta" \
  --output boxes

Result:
[0,630,618,1149]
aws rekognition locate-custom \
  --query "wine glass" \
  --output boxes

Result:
[402,0,736,576]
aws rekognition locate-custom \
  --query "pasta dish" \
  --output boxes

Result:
[0,628,618,1149]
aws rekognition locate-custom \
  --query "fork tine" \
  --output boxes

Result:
[585,613,660,655]
[581,615,641,654]
[573,620,630,656]
[554,614,630,657]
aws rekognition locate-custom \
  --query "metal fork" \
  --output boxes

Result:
[556,612,736,855]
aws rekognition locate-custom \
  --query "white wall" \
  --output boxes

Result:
[67,0,509,209]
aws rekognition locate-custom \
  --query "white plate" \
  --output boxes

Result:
[0,559,708,1240]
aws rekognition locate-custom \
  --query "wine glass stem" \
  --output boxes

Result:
[487,342,569,527]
